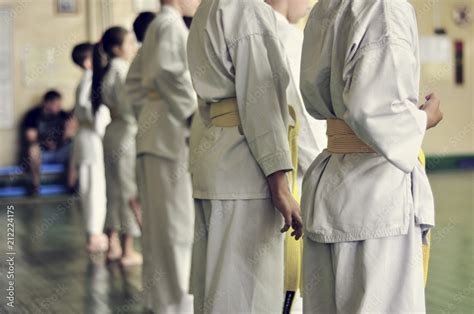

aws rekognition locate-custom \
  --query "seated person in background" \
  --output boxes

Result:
[21,90,76,195]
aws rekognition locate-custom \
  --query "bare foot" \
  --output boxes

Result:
[107,233,122,261]
[87,233,108,253]
[121,251,143,267]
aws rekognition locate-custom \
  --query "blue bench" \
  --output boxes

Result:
[0,164,68,198]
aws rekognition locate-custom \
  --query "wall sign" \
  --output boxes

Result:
[56,0,79,14]
[452,4,472,27]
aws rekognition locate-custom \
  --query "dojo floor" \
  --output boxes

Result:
[0,171,473,313]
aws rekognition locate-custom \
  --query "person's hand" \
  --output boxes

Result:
[68,166,78,189]
[421,93,443,130]
[267,171,303,240]
[25,128,38,143]
[129,196,142,229]
[64,117,78,139]
[45,139,57,150]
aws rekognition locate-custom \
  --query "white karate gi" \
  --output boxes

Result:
[187,1,294,312]
[102,58,140,237]
[272,11,327,314]
[72,70,107,235]
[273,11,327,191]
[137,5,196,312]
[300,1,435,312]
[125,47,147,119]
[94,103,111,139]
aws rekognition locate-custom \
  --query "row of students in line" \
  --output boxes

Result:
[70,12,156,265]
[75,0,443,313]
[186,0,441,313]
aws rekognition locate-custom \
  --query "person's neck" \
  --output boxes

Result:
[162,1,182,15]
[271,3,288,20]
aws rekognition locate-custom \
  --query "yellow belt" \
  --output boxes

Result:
[209,99,302,311]
[327,119,375,153]
[327,118,430,286]
[419,150,431,287]
[210,98,241,127]
[285,105,302,312]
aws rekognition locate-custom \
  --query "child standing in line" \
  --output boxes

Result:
[71,42,108,253]
[91,27,142,266]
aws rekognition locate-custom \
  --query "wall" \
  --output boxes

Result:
[0,0,141,167]
[0,0,87,167]
[411,0,474,156]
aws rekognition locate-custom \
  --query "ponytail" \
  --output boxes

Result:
[91,42,109,115]
[91,26,128,115]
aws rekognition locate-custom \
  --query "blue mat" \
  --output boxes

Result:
[0,164,65,176]
[0,185,68,198]
[0,164,67,198]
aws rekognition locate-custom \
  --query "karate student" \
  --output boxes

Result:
[187,0,303,313]
[125,11,156,120]
[136,0,199,312]
[266,0,327,190]
[125,11,156,220]
[264,1,326,311]
[300,1,443,313]
[71,42,108,253]
[91,27,142,266]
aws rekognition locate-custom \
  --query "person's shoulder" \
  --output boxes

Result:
[155,15,187,44]
[384,0,417,27]
[225,0,274,20]
[220,0,277,43]
[26,105,42,118]
[351,0,416,27]
[22,105,42,127]
[386,0,416,13]
[350,0,416,49]
[108,58,129,81]
[82,69,93,81]
[156,7,186,30]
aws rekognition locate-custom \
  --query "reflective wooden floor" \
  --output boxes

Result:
[0,171,473,313]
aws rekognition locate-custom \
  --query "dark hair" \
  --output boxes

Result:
[183,16,193,29]
[133,12,156,42]
[91,26,128,114]
[43,90,62,102]
[71,42,93,68]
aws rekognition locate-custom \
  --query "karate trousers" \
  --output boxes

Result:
[303,209,426,313]
[79,162,107,235]
[192,199,284,314]
[104,126,141,237]
[137,154,194,313]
